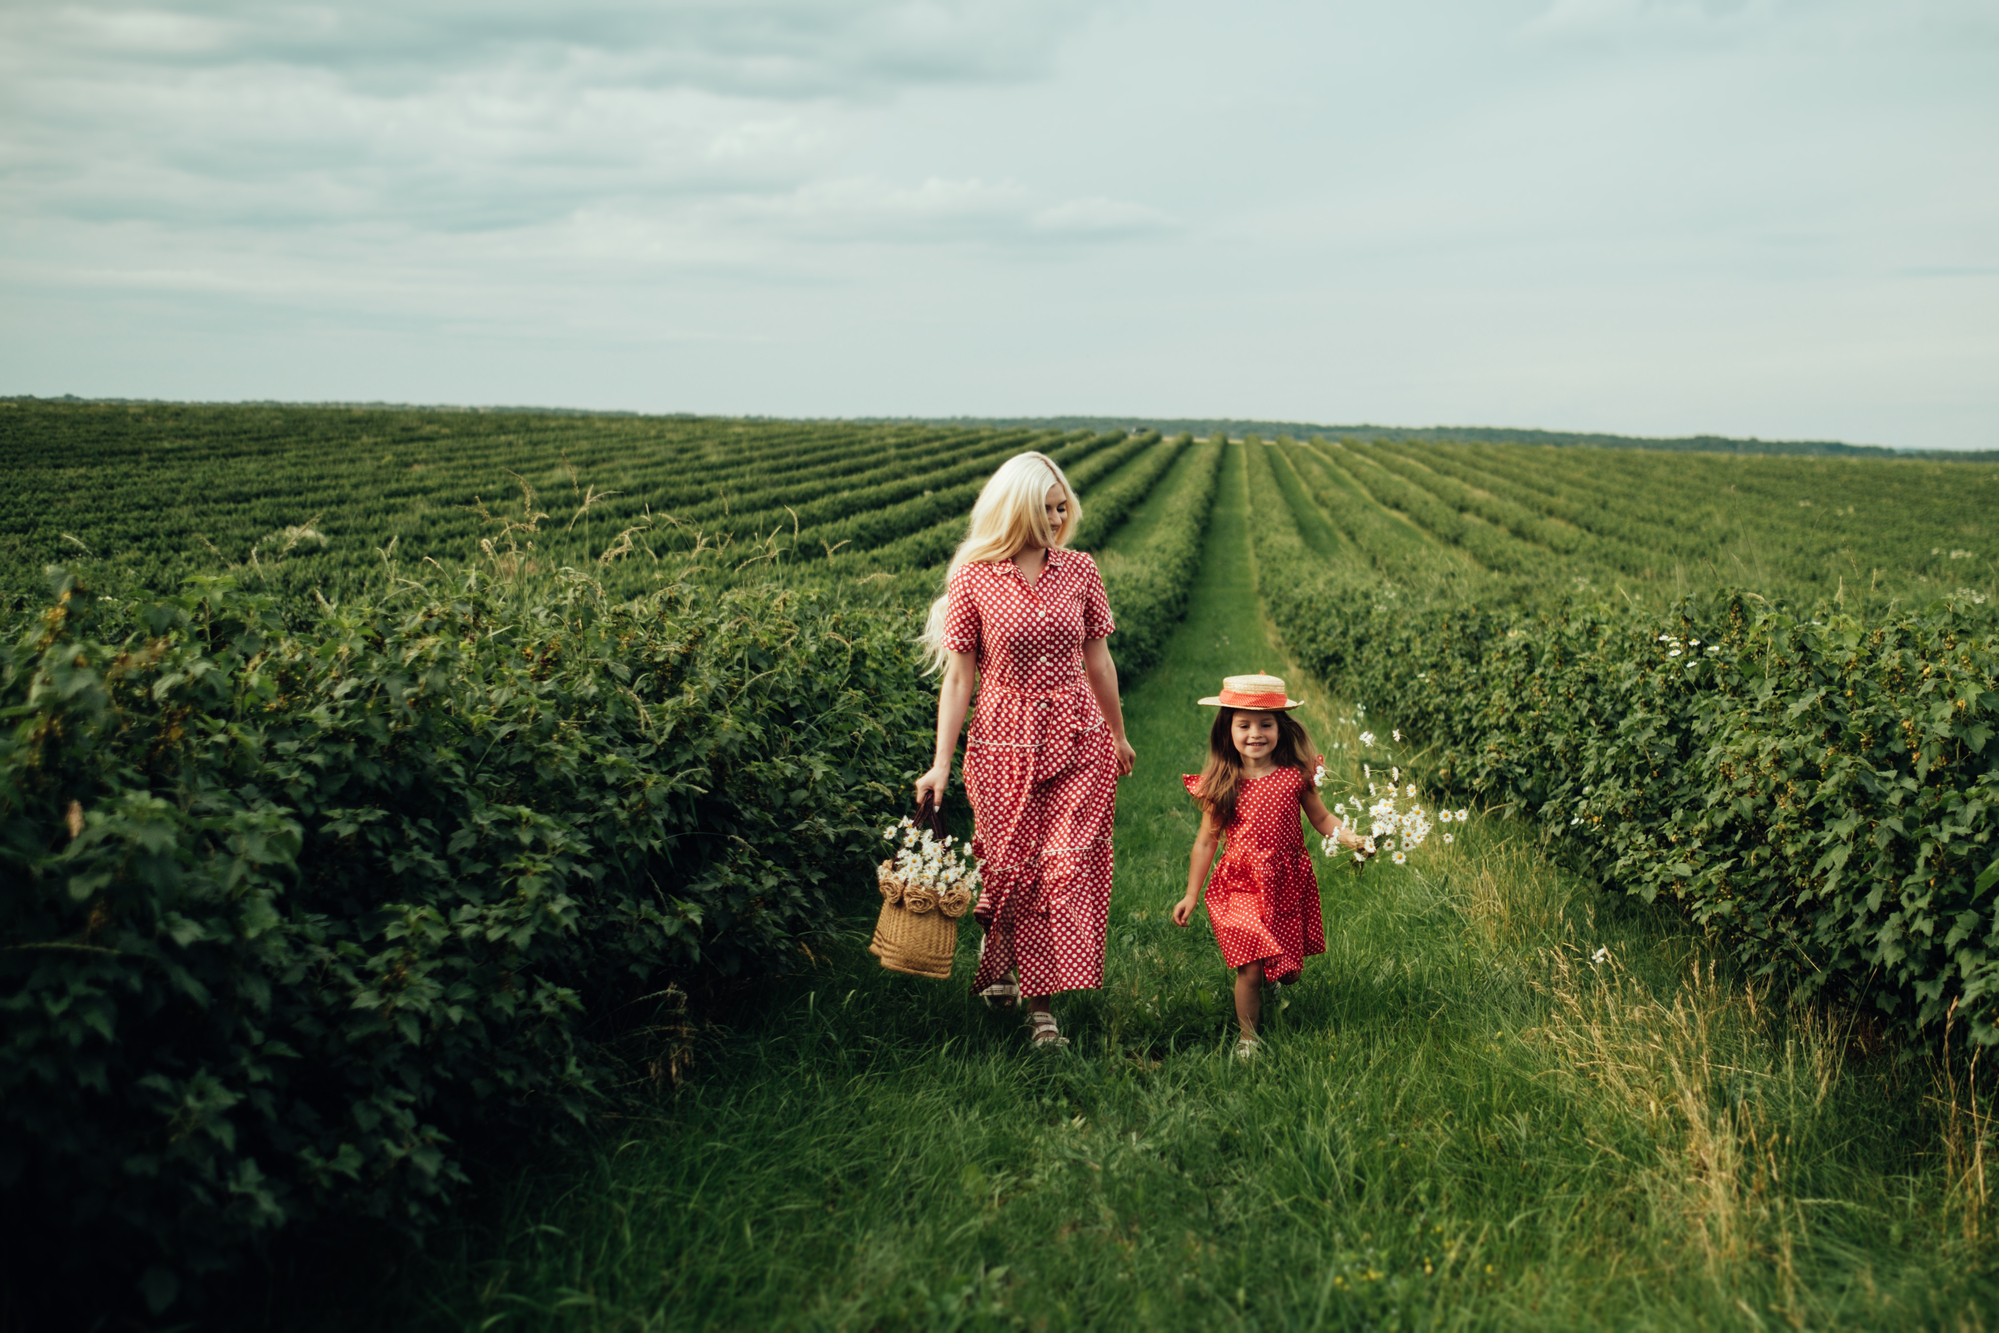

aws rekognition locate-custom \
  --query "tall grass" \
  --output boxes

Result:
[273,447,1997,1332]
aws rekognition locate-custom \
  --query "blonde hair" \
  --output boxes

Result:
[919,451,1081,673]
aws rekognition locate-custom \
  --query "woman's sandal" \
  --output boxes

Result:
[1028,1011,1069,1048]
[976,936,1019,1009]
[978,968,1020,1010]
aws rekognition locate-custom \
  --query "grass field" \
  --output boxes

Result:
[5,410,1996,1330]
[271,446,1999,1331]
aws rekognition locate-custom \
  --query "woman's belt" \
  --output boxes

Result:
[976,680,1090,700]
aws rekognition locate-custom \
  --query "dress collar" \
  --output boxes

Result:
[997,547,1068,580]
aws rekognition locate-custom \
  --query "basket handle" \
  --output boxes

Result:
[914,792,948,843]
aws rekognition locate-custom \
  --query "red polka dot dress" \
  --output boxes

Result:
[1181,763,1326,984]
[946,549,1119,997]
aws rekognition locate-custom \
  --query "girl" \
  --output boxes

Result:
[1172,673,1364,1058]
[914,451,1137,1049]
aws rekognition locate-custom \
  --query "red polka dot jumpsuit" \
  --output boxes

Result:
[946,549,1119,996]
[1181,763,1326,984]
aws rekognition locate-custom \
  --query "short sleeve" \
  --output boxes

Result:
[942,566,980,655]
[1078,554,1115,641]
[1181,774,1202,798]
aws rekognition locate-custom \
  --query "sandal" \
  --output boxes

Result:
[976,936,1019,1009]
[1234,1036,1260,1061]
[1028,1011,1069,1048]
[979,969,1021,1010]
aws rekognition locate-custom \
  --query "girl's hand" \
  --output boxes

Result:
[1113,738,1136,778]
[1334,824,1365,851]
[1170,894,1198,928]
[914,765,950,812]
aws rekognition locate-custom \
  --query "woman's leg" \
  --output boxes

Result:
[1233,961,1264,1040]
[1026,993,1068,1047]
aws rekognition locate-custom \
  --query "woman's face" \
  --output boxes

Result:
[1043,484,1069,542]
[1231,711,1280,764]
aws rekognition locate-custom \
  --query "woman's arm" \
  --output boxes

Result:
[1303,789,1364,849]
[915,650,976,810]
[1082,637,1137,778]
[1172,812,1222,927]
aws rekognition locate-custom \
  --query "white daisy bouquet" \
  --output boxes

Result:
[877,815,981,912]
[1320,762,1472,870]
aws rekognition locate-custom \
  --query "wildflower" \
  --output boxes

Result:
[1590,946,1610,965]
[1312,764,1327,789]
[1392,851,1407,865]
[1689,639,1700,646]
[1392,729,1402,742]
[1334,800,1347,814]
[1456,809,1467,821]
[1360,731,1376,748]
[1353,851,1367,864]
[1362,837,1377,854]
[1443,833,1454,844]
[1405,784,1416,797]
[1669,649,1682,658]
[1571,816,1582,825]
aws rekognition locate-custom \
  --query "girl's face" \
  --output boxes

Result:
[1231,711,1280,764]
[1043,484,1069,542]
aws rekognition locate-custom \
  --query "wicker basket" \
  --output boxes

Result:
[869,860,976,979]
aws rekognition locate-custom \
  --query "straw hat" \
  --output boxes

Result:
[1196,672,1303,711]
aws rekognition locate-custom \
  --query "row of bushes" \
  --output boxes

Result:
[1094,440,1227,680]
[1,563,935,1311]
[1247,442,1999,1048]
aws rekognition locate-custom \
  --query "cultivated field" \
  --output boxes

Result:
[3,402,1996,1330]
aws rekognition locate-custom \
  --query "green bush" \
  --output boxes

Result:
[0,565,931,1311]
[1251,446,1999,1049]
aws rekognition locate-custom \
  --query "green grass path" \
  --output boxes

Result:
[351,446,1991,1333]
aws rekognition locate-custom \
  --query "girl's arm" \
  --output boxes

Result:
[1082,637,1137,777]
[1302,788,1365,850]
[1172,811,1222,927]
[915,650,977,810]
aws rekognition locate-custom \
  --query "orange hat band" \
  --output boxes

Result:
[1218,689,1290,709]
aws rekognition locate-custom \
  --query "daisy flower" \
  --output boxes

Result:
[1392,851,1407,865]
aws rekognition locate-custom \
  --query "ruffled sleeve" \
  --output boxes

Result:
[1076,553,1115,641]
[1182,774,1202,798]
[942,564,980,656]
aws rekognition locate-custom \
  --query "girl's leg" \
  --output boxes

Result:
[1233,961,1264,1040]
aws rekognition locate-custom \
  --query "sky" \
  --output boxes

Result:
[1,0,1994,449]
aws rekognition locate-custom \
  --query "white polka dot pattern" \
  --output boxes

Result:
[1181,760,1326,984]
[949,550,1120,997]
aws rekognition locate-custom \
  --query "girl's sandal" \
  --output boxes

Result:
[1234,1036,1260,1061]
[1028,1011,1069,1049]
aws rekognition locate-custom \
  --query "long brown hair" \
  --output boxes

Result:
[1190,707,1316,830]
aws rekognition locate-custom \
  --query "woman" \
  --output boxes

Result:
[914,451,1137,1048]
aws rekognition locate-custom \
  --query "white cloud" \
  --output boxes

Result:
[1031,196,1175,238]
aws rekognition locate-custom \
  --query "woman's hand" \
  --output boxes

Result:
[1113,737,1136,778]
[1170,893,1198,928]
[914,764,950,812]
